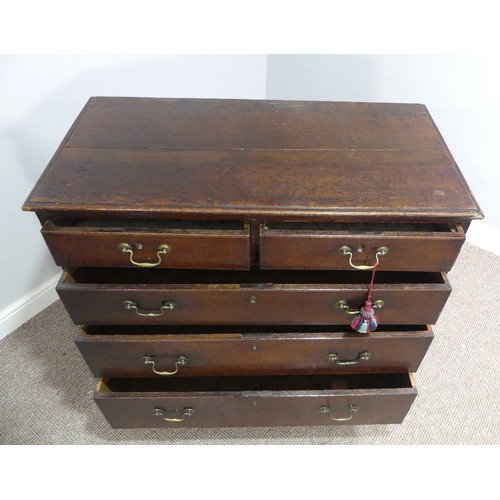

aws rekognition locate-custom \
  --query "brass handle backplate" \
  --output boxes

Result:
[320,404,359,422]
[153,407,194,422]
[327,351,371,365]
[338,245,389,270]
[336,299,385,315]
[123,300,175,317]
[143,355,188,376]
[118,242,171,267]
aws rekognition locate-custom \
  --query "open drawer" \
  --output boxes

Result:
[94,373,418,428]
[57,268,451,326]
[77,324,433,377]
[260,221,465,271]
[41,218,251,269]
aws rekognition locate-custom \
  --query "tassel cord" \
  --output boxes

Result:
[350,257,380,334]
[366,261,378,301]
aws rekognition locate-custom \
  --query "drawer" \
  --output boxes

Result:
[58,268,451,325]
[41,218,250,269]
[94,373,418,428]
[260,222,465,272]
[77,325,433,377]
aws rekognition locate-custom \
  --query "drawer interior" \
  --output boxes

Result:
[44,218,247,233]
[99,373,414,393]
[67,267,446,285]
[263,221,462,235]
[83,324,430,336]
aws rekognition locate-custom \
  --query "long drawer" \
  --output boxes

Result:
[260,221,465,271]
[76,325,434,377]
[42,218,251,270]
[57,268,451,325]
[94,373,418,428]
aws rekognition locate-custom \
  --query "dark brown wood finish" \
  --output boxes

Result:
[65,99,446,149]
[23,97,483,429]
[94,373,418,428]
[57,268,451,325]
[23,97,483,221]
[76,325,433,377]
[41,219,250,269]
[260,222,465,271]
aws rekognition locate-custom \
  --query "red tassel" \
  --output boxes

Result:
[351,261,379,334]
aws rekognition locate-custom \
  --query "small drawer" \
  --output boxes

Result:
[76,325,433,377]
[94,373,418,428]
[260,222,465,272]
[57,268,451,326]
[41,218,250,270]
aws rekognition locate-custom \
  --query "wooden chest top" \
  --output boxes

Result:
[23,97,482,221]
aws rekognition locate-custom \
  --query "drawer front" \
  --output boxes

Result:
[77,326,433,377]
[260,222,465,272]
[94,374,418,428]
[42,220,250,270]
[58,269,451,326]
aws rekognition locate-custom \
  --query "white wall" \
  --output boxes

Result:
[0,55,267,339]
[266,55,499,254]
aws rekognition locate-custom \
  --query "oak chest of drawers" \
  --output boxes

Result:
[23,97,482,428]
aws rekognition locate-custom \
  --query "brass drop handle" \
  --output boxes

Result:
[118,242,171,267]
[153,407,194,422]
[336,299,385,315]
[143,355,188,376]
[123,300,175,317]
[320,404,359,422]
[328,351,371,365]
[338,245,389,270]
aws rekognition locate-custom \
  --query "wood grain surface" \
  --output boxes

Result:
[23,97,483,221]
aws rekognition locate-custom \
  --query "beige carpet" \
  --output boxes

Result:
[1,242,499,445]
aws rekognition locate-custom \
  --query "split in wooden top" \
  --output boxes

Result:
[23,97,483,221]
